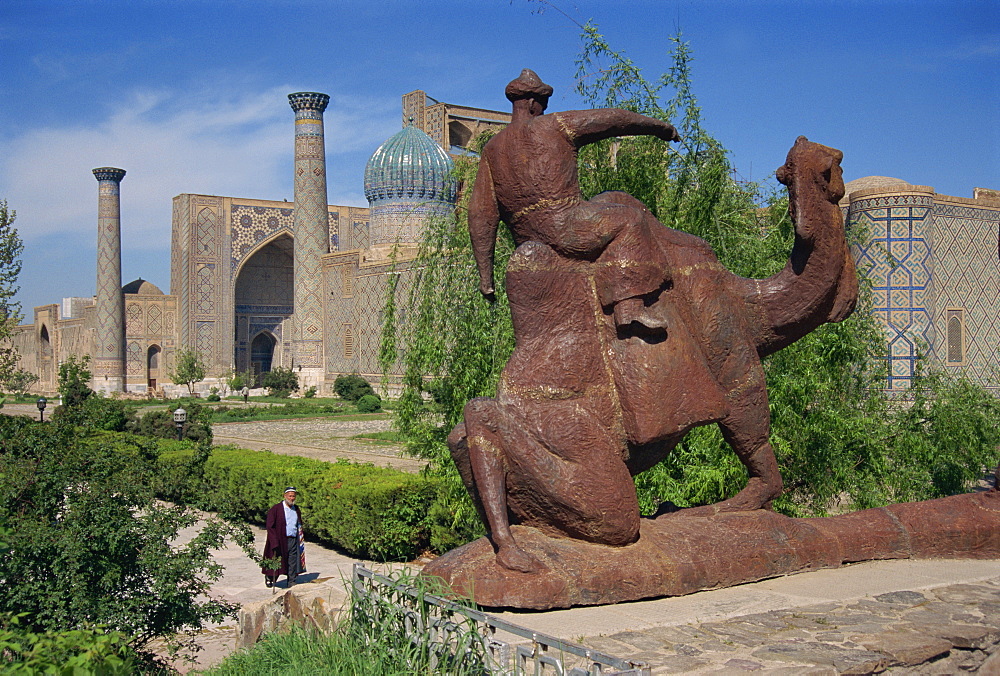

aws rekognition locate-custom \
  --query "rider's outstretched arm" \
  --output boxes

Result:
[469,154,500,299]
[556,109,680,148]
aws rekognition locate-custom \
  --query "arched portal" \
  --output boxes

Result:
[234,234,293,374]
[250,332,276,382]
[147,344,161,389]
[39,324,54,388]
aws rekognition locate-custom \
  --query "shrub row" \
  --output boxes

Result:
[154,444,448,561]
[211,400,351,422]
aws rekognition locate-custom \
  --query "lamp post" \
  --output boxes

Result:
[173,407,187,441]
[36,397,47,422]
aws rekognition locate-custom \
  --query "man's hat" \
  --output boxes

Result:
[505,69,553,102]
[284,487,297,494]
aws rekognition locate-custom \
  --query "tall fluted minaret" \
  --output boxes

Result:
[288,92,330,390]
[92,167,127,393]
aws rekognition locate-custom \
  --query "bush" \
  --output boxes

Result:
[154,445,448,560]
[57,354,92,409]
[356,394,382,413]
[304,386,317,398]
[334,374,375,402]
[128,401,213,442]
[262,367,299,398]
[51,392,134,432]
[0,417,242,659]
[0,614,137,674]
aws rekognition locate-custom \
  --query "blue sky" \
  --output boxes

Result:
[1,0,997,314]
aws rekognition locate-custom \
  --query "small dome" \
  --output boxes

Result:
[122,278,163,295]
[364,122,456,205]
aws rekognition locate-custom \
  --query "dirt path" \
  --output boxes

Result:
[211,417,426,473]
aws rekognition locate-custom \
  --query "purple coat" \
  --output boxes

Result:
[262,501,303,576]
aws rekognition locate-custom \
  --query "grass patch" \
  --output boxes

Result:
[208,402,391,424]
[204,570,488,675]
[350,430,406,444]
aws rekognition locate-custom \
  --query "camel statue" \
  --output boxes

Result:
[446,70,859,575]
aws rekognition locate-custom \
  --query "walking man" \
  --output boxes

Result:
[262,487,305,588]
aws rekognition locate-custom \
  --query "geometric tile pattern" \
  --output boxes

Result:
[196,321,214,355]
[196,263,216,315]
[230,204,344,272]
[196,207,218,255]
[126,340,143,375]
[230,204,293,273]
[289,92,330,369]
[352,219,370,250]
[126,303,143,333]
[930,202,1000,388]
[92,168,127,381]
[849,193,933,393]
[147,305,162,334]
[325,257,416,378]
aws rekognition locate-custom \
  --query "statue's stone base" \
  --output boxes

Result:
[421,491,1000,610]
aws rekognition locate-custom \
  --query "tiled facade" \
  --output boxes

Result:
[846,183,1000,395]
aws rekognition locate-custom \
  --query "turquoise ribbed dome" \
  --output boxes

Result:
[364,123,456,205]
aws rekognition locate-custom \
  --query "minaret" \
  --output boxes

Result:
[92,167,127,393]
[288,92,330,390]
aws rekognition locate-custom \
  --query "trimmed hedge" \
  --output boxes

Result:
[155,444,447,561]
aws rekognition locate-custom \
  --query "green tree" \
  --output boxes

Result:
[57,353,93,409]
[170,348,207,395]
[261,366,299,398]
[0,201,24,392]
[3,368,39,397]
[0,415,248,663]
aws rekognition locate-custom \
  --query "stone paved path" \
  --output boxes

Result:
[579,577,1000,673]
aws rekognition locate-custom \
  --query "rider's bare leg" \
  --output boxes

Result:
[462,398,545,573]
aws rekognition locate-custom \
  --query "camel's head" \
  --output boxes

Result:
[776,136,845,204]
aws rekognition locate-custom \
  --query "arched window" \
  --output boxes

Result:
[147,345,161,389]
[251,332,277,378]
[946,310,965,364]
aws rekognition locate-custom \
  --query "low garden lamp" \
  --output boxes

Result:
[242,386,249,404]
[36,397,47,422]
[173,406,187,441]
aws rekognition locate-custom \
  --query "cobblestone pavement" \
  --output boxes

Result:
[211,417,426,472]
[578,578,1000,674]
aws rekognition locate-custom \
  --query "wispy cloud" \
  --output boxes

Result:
[951,34,1000,60]
[1,83,397,310]
[0,85,396,251]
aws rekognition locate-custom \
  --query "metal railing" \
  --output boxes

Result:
[352,564,650,675]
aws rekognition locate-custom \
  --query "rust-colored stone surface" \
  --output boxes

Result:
[422,492,1000,609]
[447,68,860,580]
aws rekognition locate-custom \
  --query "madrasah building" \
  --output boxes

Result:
[10,89,1000,398]
[12,91,509,396]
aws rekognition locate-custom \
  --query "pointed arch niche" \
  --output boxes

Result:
[233,234,293,374]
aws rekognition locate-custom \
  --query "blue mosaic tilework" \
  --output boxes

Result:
[230,204,293,273]
[850,195,933,392]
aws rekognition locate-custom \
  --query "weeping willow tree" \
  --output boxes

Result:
[381,26,1000,550]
